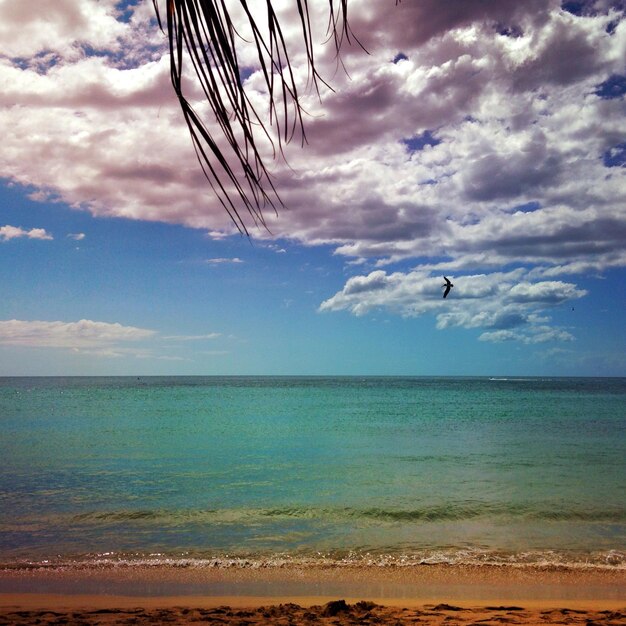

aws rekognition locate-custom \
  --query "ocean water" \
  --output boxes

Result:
[1,376,624,570]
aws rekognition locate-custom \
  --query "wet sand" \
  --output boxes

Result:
[1,564,624,624]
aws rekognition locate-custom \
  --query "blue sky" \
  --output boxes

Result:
[0,0,625,376]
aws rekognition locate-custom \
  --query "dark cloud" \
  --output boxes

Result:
[302,74,401,156]
[462,133,563,201]
[101,164,178,184]
[465,217,626,262]
[282,195,443,245]
[511,20,606,91]
[350,0,552,51]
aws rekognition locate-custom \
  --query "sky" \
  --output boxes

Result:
[0,0,625,377]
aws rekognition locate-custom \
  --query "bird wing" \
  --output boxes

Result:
[443,285,451,298]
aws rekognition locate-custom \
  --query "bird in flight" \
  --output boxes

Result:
[442,276,454,299]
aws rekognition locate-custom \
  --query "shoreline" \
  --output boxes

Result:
[1,562,624,601]
[1,563,623,624]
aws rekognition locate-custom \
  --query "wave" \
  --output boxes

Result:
[67,504,626,525]
[3,548,624,572]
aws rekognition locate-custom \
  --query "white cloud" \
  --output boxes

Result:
[320,267,586,342]
[0,319,155,349]
[0,319,227,359]
[72,346,186,360]
[67,232,85,240]
[0,0,125,59]
[0,225,52,241]
[507,281,587,303]
[0,0,161,63]
[479,327,575,344]
[205,257,244,265]
[478,329,520,343]
[162,333,221,341]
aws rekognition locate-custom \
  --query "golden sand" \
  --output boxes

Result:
[1,564,624,624]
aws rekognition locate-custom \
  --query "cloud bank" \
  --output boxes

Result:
[0,319,155,350]
[0,0,624,343]
[320,267,586,340]
[0,319,224,360]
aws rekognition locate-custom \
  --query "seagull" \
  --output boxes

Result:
[442,276,454,299]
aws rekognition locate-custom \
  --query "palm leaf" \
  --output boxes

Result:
[152,0,356,233]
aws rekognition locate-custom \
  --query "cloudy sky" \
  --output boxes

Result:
[1,0,625,376]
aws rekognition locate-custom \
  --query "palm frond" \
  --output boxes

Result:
[152,0,355,234]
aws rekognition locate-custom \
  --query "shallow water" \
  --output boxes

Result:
[1,376,624,568]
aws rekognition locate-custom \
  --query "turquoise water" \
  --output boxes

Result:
[1,376,624,568]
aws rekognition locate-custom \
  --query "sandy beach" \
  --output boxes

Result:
[3,378,625,624]
[1,598,625,625]
[1,564,624,624]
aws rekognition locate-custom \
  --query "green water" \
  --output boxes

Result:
[1,376,624,568]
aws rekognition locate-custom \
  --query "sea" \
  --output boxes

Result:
[1,376,624,571]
